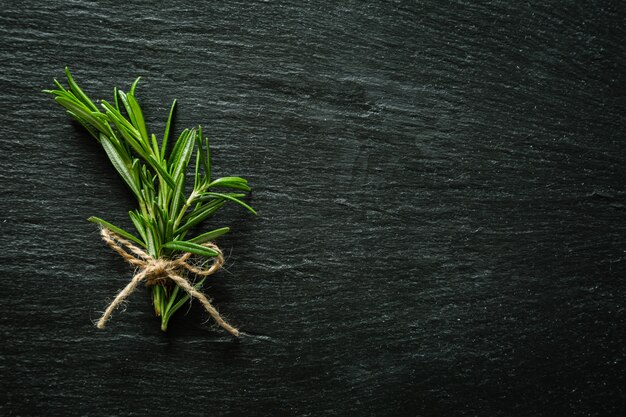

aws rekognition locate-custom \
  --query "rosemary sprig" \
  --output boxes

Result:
[45,68,255,331]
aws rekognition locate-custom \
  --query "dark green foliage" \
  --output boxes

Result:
[44,68,255,330]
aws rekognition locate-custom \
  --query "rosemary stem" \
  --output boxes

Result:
[173,190,198,230]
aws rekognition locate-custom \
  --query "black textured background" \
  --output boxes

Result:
[1,1,625,416]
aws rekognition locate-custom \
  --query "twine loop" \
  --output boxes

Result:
[96,227,239,336]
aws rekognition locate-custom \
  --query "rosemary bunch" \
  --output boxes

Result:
[45,68,255,331]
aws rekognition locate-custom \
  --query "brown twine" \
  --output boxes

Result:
[96,227,239,336]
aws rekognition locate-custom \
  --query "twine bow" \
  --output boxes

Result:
[96,227,239,336]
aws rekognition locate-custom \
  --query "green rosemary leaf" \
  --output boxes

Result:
[146,154,176,189]
[99,134,142,198]
[64,67,99,113]
[208,176,251,191]
[200,192,257,215]
[189,227,230,244]
[155,205,169,242]
[177,200,226,234]
[110,119,150,160]
[127,92,149,144]
[130,158,142,184]
[130,76,141,96]
[88,216,145,247]
[163,284,181,317]
[162,279,204,324]
[151,133,159,156]
[101,101,142,139]
[166,219,175,242]
[213,192,246,198]
[99,99,121,120]
[54,96,108,134]
[113,86,121,112]
[128,210,148,242]
[204,137,211,184]
[44,80,84,108]
[101,101,151,157]
[161,99,177,160]
[152,285,163,316]
[171,130,195,181]
[169,173,186,220]
[194,153,201,189]
[145,220,158,257]
[196,128,210,185]
[140,190,152,215]
[42,88,69,98]
[162,240,218,257]
[168,129,189,168]
[53,78,66,91]
[193,131,203,189]
[65,110,100,140]
[117,90,138,130]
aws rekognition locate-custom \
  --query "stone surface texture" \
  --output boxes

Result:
[1,1,625,416]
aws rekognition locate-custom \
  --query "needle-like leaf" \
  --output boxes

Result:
[161,99,177,160]
[146,154,176,189]
[177,200,226,234]
[162,240,219,257]
[199,192,257,215]
[208,176,251,191]
[99,134,142,199]
[64,67,99,113]
[171,130,195,181]
[189,227,230,244]
[54,96,108,134]
[88,216,145,247]
[127,92,149,144]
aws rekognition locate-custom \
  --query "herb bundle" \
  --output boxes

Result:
[44,68,255,335]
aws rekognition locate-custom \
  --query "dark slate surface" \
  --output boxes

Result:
[1,1,625,416]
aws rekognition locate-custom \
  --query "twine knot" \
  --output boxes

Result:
[96,227,239,336]
[143,259,176,285]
